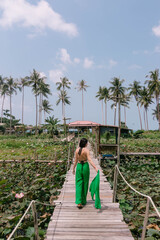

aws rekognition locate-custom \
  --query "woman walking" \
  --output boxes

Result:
[72,138,98,209]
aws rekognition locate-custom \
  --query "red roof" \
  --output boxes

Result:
[68,120,100,127]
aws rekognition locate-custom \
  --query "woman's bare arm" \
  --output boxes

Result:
[86,149,98,172]
[72,150,78,174]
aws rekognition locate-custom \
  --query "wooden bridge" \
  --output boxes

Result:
[46,144,134,240]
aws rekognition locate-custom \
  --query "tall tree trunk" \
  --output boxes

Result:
[1,95,5,123]
[35,95,38,135]
[38,93,42,126]
[144,108,146,130]
[114,103,117,126]
[44,111,46,124]
[146,108,149,130]
[101,101,104,124]
[105,101,107,125]
[82,89,84,121]
[62,100,64,124]
[10,94,12,135]
[22,86,24,124]
[156,94,160,131]
[41,95,43,125]
[137,104,143,130]
[124,106,126,127]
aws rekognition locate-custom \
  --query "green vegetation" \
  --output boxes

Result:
[0,137,75,239]
[100,130,160,240]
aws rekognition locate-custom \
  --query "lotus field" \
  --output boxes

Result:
[0,136,74,239]
[100,131,160,240]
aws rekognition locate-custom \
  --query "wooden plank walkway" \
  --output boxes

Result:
[46,144,134,240]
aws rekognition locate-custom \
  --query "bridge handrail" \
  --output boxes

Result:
[7,142,76,240]
[115,165,160,217]
[112,164,160,240]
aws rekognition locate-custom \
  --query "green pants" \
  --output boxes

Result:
[75,162,90,205]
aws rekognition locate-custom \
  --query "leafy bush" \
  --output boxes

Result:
[133,130,144,138]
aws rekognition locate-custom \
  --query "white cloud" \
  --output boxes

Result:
[152,23,160,37]
[49,69,65,83]
[83,58,94,69]
[59,48,71,64]
[97,65,106,69]
[74,58,80,64]
[39,72,46,79]
[132,50,139,55]
[0,0,78,37]
[128,64,142,70]
[154,46,160,53]
[108,59,117,69]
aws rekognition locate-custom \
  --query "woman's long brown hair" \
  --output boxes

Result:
[78,138,88,155]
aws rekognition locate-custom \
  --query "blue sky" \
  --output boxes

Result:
[0,0,160,130]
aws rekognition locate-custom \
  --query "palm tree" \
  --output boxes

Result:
[45,115,60,138]
[56,77,71,124]
[120,93,130,128]
[102,87,110,125]
[6,77,17,134]
[56,90,71,121]
[42,99,53,122]
[20,77,30,124]
[145,69,160,131]
[76,80,89,121]
[96,86,104,124]
[138,87,153,130]
[128,80,142,130]
[152,104,160,121]
[29,69,41,134]
[38,77,51,126]
[0,77,9,123]
[56,77,71,91]
[109,77,126,125]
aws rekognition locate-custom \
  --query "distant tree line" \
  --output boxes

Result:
[0,68,160,133]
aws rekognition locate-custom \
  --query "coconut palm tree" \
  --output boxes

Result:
[96,86,104,124]
[120,93,130,128]
[56,90,71,120]
[0,77,9,123]
[109,77,126,126]
[152,104,160,121]
[145,69,160,131]
[29,69,42,134]
[102,87,110,125]
[76,80,89,121]
[6,77,18,134]
[38,77,51,126]
[45,115,60,138]
[42,99,53,122]
[56,77,71,91]
[20,77,30,124]
[138,87,153,130]
[128,80,142,130]
[56,77,71,124]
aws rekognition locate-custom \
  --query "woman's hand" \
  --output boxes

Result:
[95,167,98,173]
[72,169,75,175]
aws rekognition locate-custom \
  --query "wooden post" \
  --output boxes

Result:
[113,95,121,202]
[141,198,150,240]
[67,145,70,171]
[31,201,39,240]
[117,95,121,167]
[112,166,118,202]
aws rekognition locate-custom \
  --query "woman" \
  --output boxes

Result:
[72,138,98,209]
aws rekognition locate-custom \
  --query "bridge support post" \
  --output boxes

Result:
[31,201,40,240]
[112,166,118,202]
[141,198,150,240]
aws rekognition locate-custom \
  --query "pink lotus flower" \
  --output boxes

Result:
[36,174,40,177]
[15,193,24,199]
[48,163,51,165]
